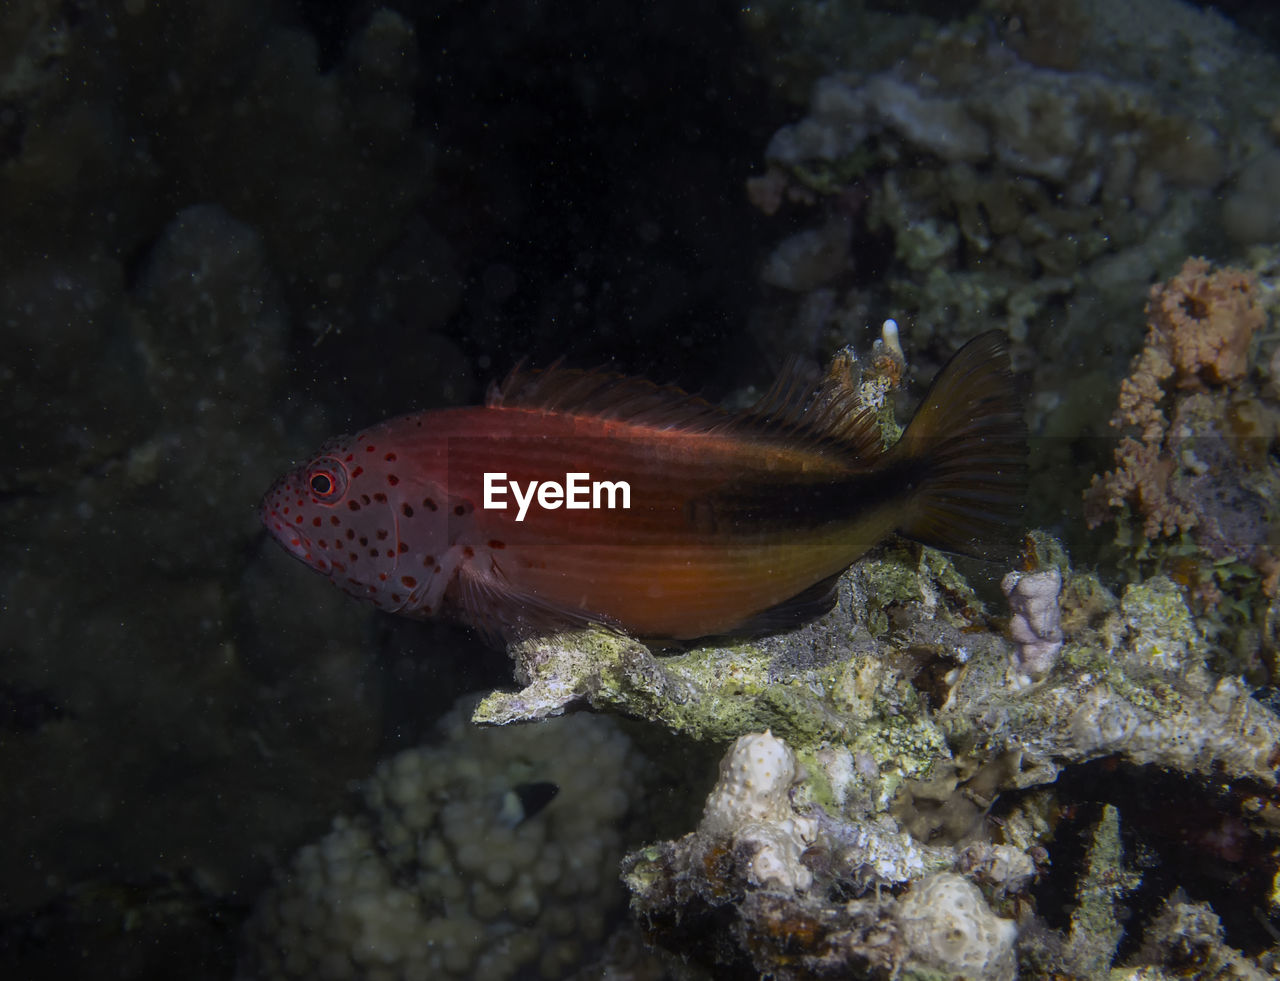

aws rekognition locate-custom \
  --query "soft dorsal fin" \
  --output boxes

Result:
[488,351,889,462]
[732,348,886,461]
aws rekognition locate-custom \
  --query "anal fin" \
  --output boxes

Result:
[726,569,844,639]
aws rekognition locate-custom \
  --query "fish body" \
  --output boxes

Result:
[261,332,1025,641]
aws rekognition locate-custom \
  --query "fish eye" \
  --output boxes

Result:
[307,459,347,502]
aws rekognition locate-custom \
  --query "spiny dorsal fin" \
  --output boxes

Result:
[489,352,888,463]
[488,362,730,431]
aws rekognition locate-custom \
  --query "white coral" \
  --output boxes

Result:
[896,872,1018,981]
[700,731,817,891]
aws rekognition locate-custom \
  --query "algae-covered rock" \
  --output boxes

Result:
[497,536,1280,979]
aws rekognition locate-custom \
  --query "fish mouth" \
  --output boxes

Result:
[258,484,333,575]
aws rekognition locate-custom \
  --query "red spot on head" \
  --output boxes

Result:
[351,465,364,478]
[349,552,359,562]
[400,576,418,588]
[488,539,506,549]
[312,517,322,527]
[385,549,395,558]
[376,529,388,540]
[366,445,376,452]
[397,542,408,554]
[401,503,414,518]
[294,515,303,524]
[423,498,438,511]
[346,528,355,540]
[330,516,341,526]
[454,504,466,516]
[373,492,387,503]
[385,452,397,462]
[348,500,361,511]
[462,546,475,559]
[345,454,354,462]
[282,506,290,515]
[423,554,435,567]
[391,593,401,603]
[378,572,388,581]
[387,474,399,486]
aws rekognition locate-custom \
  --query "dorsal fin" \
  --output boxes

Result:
[733,348,886,461]
[488,362,730,431]
[488,352,889,462]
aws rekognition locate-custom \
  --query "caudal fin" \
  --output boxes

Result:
[893,331,1027,560]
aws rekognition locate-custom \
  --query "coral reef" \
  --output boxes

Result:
[0,195,391,926]
[479,531,1280,977]
[6,0,1280,977]
[745,0,1280,359]
[239,696,645,981]
[742,0,1280,563]
[1128,897,1275,980]
[0,3,466,964]
[1086,257,1269,541]
[1086,257,1279,679]
[479,547,1280,786]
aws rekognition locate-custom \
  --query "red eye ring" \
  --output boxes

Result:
[310,471,336,497]
[306,458,348,503]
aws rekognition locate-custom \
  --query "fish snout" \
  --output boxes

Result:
[259,476,334,574]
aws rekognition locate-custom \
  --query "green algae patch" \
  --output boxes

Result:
[475,628,846,742]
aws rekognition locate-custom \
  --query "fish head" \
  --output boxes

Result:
[260,435,436,610]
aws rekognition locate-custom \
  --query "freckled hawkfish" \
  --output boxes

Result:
[260,331,1026,642]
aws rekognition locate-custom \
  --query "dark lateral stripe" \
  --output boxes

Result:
[683,459,924,535]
